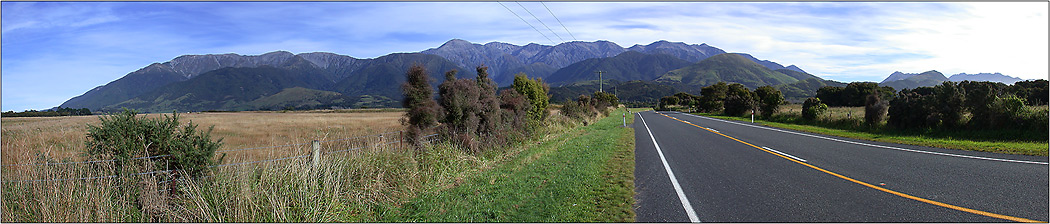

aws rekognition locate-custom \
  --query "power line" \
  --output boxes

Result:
[516,2,564,43]
[541,2,577,41]
[498,1,555,45]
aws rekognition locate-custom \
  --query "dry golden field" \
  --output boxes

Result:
[1,110,406,166]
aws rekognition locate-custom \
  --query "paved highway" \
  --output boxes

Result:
[633,110,1048,222]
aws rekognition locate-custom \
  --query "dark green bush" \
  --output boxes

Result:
[802,97,827,121]
[401,64,442,147]
[723,83,756,116]
[85,109,222,178]
[755,85,784,119]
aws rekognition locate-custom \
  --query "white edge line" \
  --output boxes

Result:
[762,147,807,162]
[677,113,1048,165]
[639,113,702,222]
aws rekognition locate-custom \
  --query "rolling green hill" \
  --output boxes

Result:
[546,51,693,86]
[655,53,801,88]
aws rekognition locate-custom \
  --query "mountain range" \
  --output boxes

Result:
[879,71,1027,90]
[62,39,827,112]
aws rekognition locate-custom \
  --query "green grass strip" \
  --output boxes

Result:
[697,113,1047,156]
[385,109,638,222]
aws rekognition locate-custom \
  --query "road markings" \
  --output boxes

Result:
[655,112,1043,223]
[678,113,1049,165]
[762,147,806,162]
[638,113,701,222]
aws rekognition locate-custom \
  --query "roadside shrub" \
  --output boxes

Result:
[591,91,619,112]
[85,109,222,179]
[401,64,442,147]
[699,82,728,113]
[933,82,966,128]
[512,73,550,122]
[864,93,888,128]
[499,89,531,141]
[437,69,481,144]
[475,66,501,138]
[801,97,827,121]
[723,83,756,116]
[561,100,594,121]
[755,85,784,119]
[989,95,1027,129]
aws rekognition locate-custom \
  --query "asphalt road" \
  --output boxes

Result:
[633,110,1049,222]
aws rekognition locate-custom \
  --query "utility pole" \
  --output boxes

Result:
[595,70,605,93]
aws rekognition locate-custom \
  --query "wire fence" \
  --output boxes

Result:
[1,131,440,183]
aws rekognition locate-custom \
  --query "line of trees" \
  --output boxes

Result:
[401,64,550,153]
[802,80,1048,134]
[885,80,1047,131]
[659,82,783,119]
[660,79,1047,134]
[2,107,93,117]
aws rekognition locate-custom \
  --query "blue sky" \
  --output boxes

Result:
[2,2,1047,112]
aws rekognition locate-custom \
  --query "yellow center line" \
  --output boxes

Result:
[655,112,1044,223]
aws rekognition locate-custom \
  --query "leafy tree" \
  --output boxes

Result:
[754,85,784,118]
[699,82,729,112]
[802,97,827,121]
[723,83,756,116]
[959,81,1006,128]
[85,109,222,179]
[512,73,550,121]
[933,82,966,128]
[815,86,846,107]
[401,64,442,147]
[1012,79,1048,106]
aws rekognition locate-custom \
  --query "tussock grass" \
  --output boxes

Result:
[2,108,638,222]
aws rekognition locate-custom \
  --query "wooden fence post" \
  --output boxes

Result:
[311,140,320,169]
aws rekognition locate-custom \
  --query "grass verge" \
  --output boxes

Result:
[384,108,639,222]
[696,113,1047,156]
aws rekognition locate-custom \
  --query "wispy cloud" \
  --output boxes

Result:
[2,2,1046,111]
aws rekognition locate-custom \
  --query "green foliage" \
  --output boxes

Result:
[591,91,620,110]
[815,86,845,107]
[1011,79,1049,106]
[402,64,443,147]
[933,82,966,128]
[85,109,222,179]
[723,83,756,116]
[2,107,92,117]
[864,94,888,127]
[512,73,550,122]
[801,97,827,121]
[698,82,728,112]
[754,85,784,118]
[817,82,894,107]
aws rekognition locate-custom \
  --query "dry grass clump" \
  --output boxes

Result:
[2,138,490,222]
